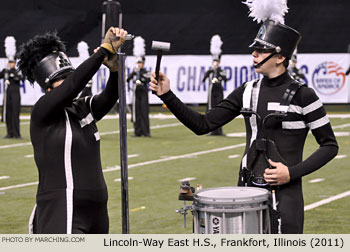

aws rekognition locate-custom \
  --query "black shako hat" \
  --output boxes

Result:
[249,20,301,59]
[33,52,74,89]
[136,56,145,63]
[17,32,75,90]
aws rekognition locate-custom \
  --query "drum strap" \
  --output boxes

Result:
[240,79,305,187]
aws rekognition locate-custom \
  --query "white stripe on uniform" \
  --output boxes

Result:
[80,113,94,128]
[307,116,330,130]
[64,110,74,234]
[303,99,323,115]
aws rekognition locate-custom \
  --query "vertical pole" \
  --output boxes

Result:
[118,51,129,234]
[102,0,129,234]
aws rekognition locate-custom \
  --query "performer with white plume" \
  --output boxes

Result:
[150,0,338,233]
[288,49,306,83]
[0,36,25,138]
[127,36,151,137]
[76,41,93,98]
[202,35,227,136]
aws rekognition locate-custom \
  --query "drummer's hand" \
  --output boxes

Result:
[264,159,290,186]
[149,72,170,96]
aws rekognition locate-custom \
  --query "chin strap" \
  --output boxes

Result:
[254,46,281,69]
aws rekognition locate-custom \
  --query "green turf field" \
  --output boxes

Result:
[0,112,349,234]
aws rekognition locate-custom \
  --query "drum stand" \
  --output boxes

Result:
[176,181,195,228]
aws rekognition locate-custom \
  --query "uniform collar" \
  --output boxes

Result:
[262,70,290,87]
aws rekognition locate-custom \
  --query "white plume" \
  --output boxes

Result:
[133,36,145,57]
[77,41,90,59]
[243,0,288,24]
[210,35,223,56]
[4,36,16,58]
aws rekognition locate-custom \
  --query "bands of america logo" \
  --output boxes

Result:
[312,61,346,95]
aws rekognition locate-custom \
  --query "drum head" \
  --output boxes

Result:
[194,187,269,204]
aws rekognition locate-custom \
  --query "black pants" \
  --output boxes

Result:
[133,85,150,136]
[32,189,109,234]
[207,83,224,135]
[5,86,21,137]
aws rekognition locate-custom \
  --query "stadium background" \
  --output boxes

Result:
[1,0,350,57]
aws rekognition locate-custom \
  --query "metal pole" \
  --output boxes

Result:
[118,51,129,234]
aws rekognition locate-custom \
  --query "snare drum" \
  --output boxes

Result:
[192,187,270,234]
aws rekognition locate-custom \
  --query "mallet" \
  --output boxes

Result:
[151,41,171,93]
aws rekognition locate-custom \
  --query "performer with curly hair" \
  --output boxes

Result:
[17,27,127,234]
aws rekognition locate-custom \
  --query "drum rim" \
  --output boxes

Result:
[193,204,269,213]
[194,186,269,203]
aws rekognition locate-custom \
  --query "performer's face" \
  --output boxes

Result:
[137,62,144,69]
[8,62,16,69]
[252,49,286,76]
[212,61,220,69]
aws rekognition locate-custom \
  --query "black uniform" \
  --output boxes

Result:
[202,67,227,135]
[29,48,118,234]
[0,68,24,138]
[159,70,338,233]
[127,68,151,136]
[79,80,93,98]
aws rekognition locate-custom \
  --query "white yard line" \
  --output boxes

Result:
[1,143,246,191]
[0,142,31,150]
[114,177,133,182]
[332,123,350,129]
[0,182,38,191]
[335,155,347,159]
[178,177,197,182]
[308,178,325,183]
[0,176,10,180]
[0,123,182,150]
[304,191,350,211]
[334,132,350,137]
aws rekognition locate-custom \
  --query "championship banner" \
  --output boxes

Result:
[0,54,349,105]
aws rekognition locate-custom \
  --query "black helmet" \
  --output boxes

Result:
[212,54,221,62]
[17,32,75,90]
[136,56,145,63]
[250,20,301,59]
[33,52,74,89]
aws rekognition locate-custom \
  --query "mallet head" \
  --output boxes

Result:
[151,41,171,51]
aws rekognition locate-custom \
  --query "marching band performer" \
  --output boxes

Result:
[17,27,127,234]
[127,36,151,137]
[288,51,306,84]
[0,36,24,139]
[150,0,338,233]
[202,35,227,136]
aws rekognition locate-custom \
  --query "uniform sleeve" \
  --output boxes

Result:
[220,70,228,82]
[202,70,210,83]
[288,87,338,180]
[90,72,119,121]
[0,69,4,79]
[159,85,244,135]
[127,72,135,82]
[31,48,110,125]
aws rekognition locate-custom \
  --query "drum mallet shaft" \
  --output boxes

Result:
[151,41,171,94]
